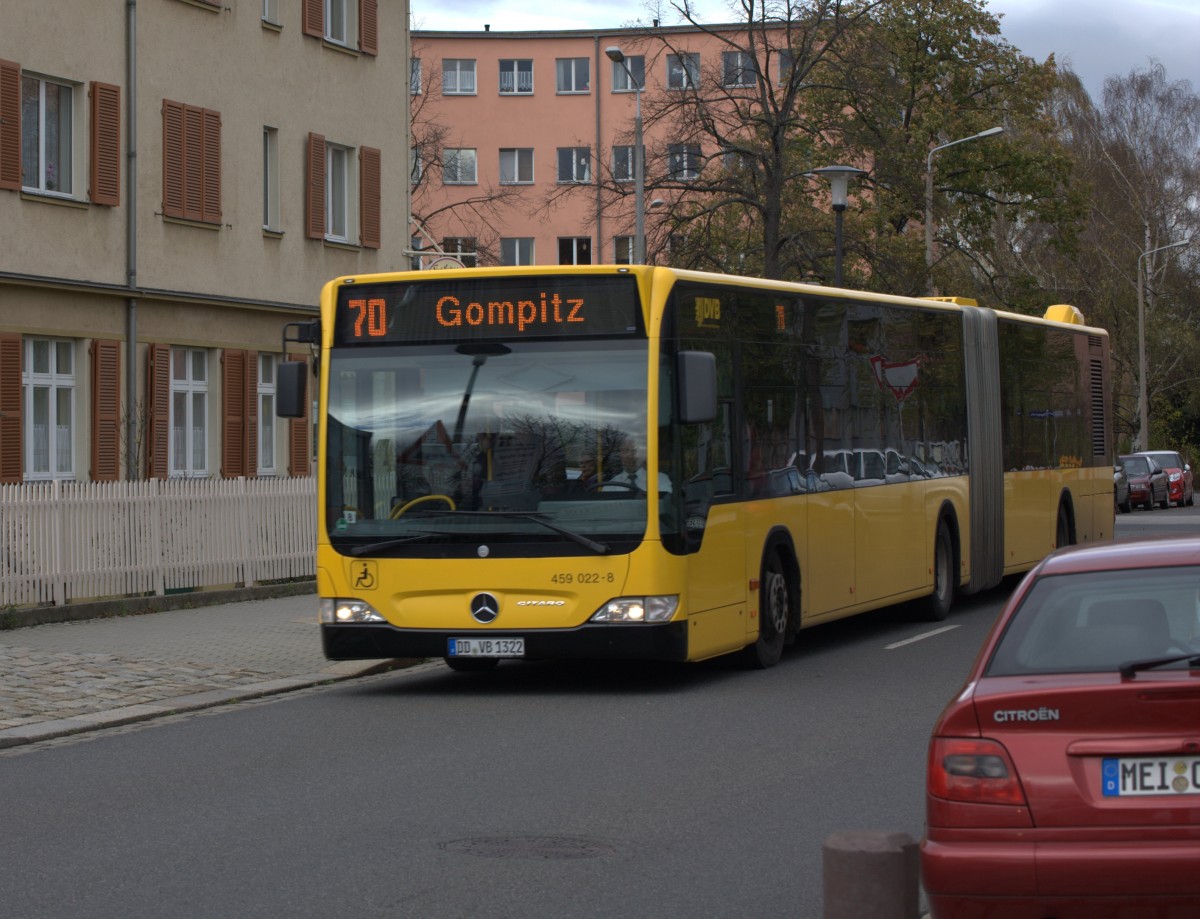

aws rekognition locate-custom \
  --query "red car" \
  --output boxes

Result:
[922,536,1200,918]
[1138,450,1195,508]
[1120,453,1170,510]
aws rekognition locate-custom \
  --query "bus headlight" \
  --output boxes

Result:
[319,598,385,624]
[590,596,679,623]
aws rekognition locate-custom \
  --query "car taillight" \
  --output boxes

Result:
[929,737,1027,806]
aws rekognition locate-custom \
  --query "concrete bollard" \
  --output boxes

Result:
[822,830,920,919]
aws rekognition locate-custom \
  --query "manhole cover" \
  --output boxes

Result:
[440,835,614,860]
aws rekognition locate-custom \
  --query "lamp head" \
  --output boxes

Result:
[605,46,625,64]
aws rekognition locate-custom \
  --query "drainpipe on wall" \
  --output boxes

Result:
[594,36,603,263]
[125,0,138,479]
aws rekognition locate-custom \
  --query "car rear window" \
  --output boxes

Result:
[986,568,1200,676]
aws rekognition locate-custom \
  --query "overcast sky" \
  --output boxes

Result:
[410,0,1200,102]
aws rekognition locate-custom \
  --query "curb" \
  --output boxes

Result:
[0,657,420,750]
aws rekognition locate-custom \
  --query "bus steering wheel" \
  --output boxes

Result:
[390,494,456,519]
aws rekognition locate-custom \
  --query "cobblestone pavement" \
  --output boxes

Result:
[0,595,400,748]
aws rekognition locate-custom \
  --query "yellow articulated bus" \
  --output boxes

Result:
[277,265,1113,671]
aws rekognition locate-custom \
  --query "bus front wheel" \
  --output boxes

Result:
[740,550,790,669]
[926,521,955,622]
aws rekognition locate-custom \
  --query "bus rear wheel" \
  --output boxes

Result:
[741,550,790,669]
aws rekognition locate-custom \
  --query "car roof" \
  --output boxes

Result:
[1038,536,1200,576]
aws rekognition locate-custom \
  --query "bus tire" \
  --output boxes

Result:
[444,656,500,673]
[740,549,790,669]
[925,520,955,622]
[1056,502,1074,548]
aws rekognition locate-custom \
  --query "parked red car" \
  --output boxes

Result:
[922,536,1200,918]
[1137,450,1195,508]
[1120,453,1170,510]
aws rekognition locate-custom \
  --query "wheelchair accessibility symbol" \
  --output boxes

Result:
[353,561,378,590]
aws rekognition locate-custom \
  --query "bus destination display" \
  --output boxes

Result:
[333,275,642,344]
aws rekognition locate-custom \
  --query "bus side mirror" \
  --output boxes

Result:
[677,351,717,424]
[277,360,309,418]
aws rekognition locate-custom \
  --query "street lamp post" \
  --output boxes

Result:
[810,165,866,286]
[1136,237,1192,450]
[605,46,644,264]
[924,126,1004,294]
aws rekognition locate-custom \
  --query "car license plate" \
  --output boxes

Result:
[447,637,524,658]
[1102,756,1200,796]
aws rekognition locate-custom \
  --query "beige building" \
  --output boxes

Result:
[0,0,411,483]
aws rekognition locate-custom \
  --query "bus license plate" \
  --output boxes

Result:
[1102,756,1200,796]
[447,638,524,658]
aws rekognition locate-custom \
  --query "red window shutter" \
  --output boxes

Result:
[245,351,259,478]
[90,82,121,207]
[359,0,378,56]
[360,146,381,249]
[146,343,170,480]
[201,108,221,223]
[0,60,22,191]
[302,0,324,38]
[0,333,22,483]
[162,100,185,218]
[221,349,247,478]
[90,339,121,481]
[183,106,204,220]
[287,355,311,477]
[306,132,326,240]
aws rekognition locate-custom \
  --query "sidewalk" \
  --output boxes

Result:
[0,593,410,749]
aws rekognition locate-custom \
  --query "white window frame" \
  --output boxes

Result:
[170,348,209,479]
[442,237,477,268]
[21,73,76,198]
[556,58,590,93]
[263,125,280,231]
[258,354,277,476]
[410,58,422,95]
[558,237,591,265]
[323,0,357,47]
[668,143,702,181]
[325,141,358,242]
[443,148,477,185]
[667,53,700,91]
[22,338,75,481]
[612,145,635,183]
[611,56,644,92]
[499,148,534,184]
[614,236,634,265]
[410,146,423,184]
[499,59,534,95]
[557,147,591,184]
[722,51,756,87]
[262,0,279,25]
[442,59,477,95]
[500,238,535,266]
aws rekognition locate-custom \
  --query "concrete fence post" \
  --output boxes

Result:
[823,830,920,919]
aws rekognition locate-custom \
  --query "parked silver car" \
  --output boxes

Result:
[1118,454,1169,510]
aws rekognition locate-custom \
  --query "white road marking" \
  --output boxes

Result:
[886,624,960,649]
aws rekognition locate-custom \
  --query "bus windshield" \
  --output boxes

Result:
[324,337,653,557]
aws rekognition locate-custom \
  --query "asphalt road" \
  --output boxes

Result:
[1,505,1195,919]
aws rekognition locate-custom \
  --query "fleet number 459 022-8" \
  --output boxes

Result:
[550,572,615,585]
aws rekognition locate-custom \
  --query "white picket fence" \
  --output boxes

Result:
[0,477,316,609]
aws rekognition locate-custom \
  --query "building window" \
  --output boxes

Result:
[410,58,422,94]
[170,348,208,478]
[258,354,276,476]
[443,148,477,184]
[779,50,794,83]
[325,142,353,241]
[559,237,591,265]
[499,148,534,184]
[557,147,590,183]
[611,56,644,91]
[442,237,477,268]
[323,0,357,46]
[162,99,221,224]
[668,143,702,180]
[499,59,533,94]
[21,74,74,196]
[614,236,634,265]
[501,238,535,266]
[263,126,279,231]
[23,338,74,480]
[442,59,477,95]
[667,53,700,90]
[262,0,279,25]
[410,146,423,184]
[556,58,590,93]
[723,51,756,87]
[612,145,634,182]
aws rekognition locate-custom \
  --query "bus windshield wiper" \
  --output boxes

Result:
[345,532,441,557]
[442,509,611,555]
[1119,652,1200,679]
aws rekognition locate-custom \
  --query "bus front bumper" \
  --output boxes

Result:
[321,621,690,663]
